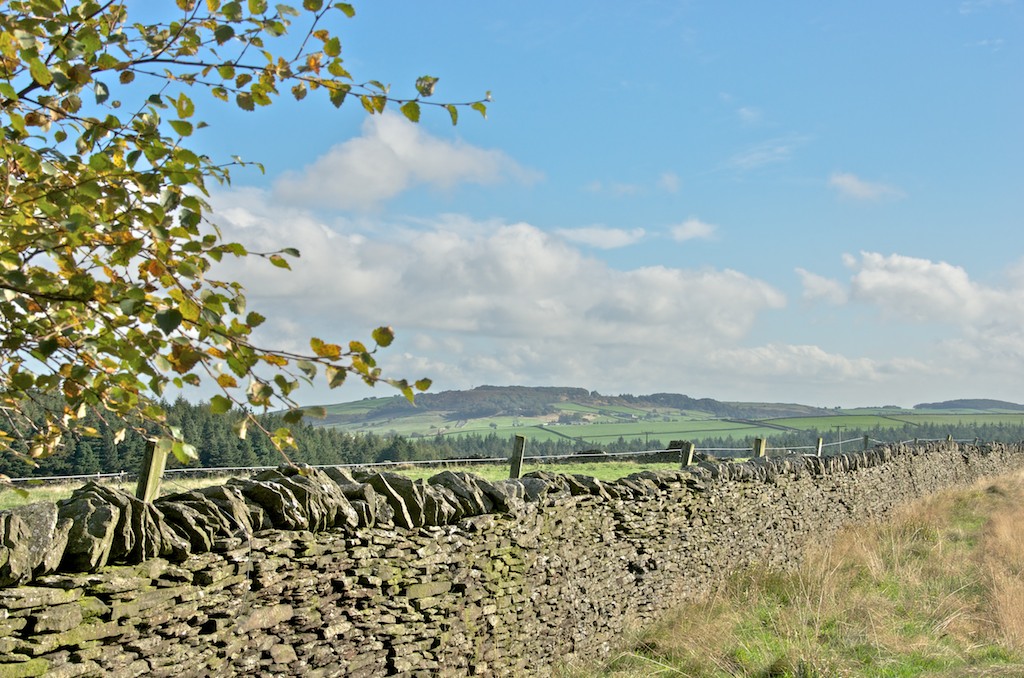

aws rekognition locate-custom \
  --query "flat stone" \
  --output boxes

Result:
[0,502,64,586]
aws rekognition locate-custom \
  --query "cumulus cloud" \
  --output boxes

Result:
[670,218,717,242]
[790,252,1024,397]
[555,226,645,249]
[206,189,794,397]
[842,251,1017,323]
[204,189,1024,407]
[796,268,848,304]
[272,113,539,210]
[829,172,905,201]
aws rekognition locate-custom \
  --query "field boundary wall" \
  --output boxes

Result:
[2,441,1023,677]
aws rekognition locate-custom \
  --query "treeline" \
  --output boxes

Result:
[3,398,1024,479]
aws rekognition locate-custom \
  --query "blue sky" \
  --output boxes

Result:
[196,1,1023,408]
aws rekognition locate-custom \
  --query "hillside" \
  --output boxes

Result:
[313,385,838,428]
[914,398,1024,412]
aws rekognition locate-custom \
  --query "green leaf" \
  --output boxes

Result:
[415,378,432,392]
[248,0,268,14]
[324,36,341,57]
[236,92,255,111]
[268,254,290,269]
[415,75,438,98]
[175,93,195,119]
[29,58,52,86]
[334,3,355,18]
[154,309,183,335]
[472,102,488,119]
[209,395,232,414]
[445,104,458,126]
[372,326,395,348]
[326,365,346,388]
[214,24,235,44]
[169,120,193,137]
[172,441,199,463]
[94,81,109,104]
[303,0,323,9]
[400,101,420,123]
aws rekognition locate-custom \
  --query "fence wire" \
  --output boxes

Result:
[1,434,992,485]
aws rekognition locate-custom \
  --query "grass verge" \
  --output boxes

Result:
[570,470,1024,677]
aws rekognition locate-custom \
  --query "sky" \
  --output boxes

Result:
[188,1,1022,408]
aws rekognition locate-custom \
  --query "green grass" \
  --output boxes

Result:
[567,471,1024,677]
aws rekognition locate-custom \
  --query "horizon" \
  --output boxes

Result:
[306,384,1024,413]
[177,2,1021,410]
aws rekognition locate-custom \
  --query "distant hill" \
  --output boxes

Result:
[913,399,1024,412]
[315,385,838,428]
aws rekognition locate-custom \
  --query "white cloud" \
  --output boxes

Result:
[584,180,641,196]
[658,172,681,193]
[842,251,1017,323]
[670,218,717,242]
[556,226,645,249]
[829,172,905,201]
[272,113,539,210]
[207,190,793,398]
[737,106,762,125]
[796,268,848,304]
[587,172,682,196]
[203,187,1024,407]
[793,252,1024,395]
[959,0,1012,14]
[726,136,804,170]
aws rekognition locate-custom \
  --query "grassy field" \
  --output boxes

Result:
[323,402,1024,447]
[568,470,1024,677]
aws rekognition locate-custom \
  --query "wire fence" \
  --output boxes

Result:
[2,434,987,486]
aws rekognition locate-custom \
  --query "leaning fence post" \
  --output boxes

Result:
[136,439,167,503]
[509,435,526,479]
[679,441,696,469]
[753,437,767,459]
[816,437,823,457]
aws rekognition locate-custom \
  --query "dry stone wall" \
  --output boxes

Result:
[2,441,1023,677]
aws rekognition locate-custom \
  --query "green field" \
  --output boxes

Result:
[310,391,1024,452]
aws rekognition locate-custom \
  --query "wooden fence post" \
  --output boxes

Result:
[679,441,696,469]
[863,435,870,451]
[816,437,823,457]
[135,439,167,503]
[753,437,767,459]
[509,435,526,479]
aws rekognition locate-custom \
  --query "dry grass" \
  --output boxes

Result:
[571,470,1024,677]
[0,474,238,510]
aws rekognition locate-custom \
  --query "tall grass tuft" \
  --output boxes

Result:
[573,470,1024,677]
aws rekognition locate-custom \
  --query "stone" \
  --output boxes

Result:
[364,474,423,529]
[251,467,359,531]
[0,502,65,586]
[193,484,259,536]
[238,603,294,633]
[227,478,308,531]
[428,472,494,517]
[57,490,120,572]
[29,602,83,633]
